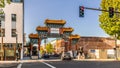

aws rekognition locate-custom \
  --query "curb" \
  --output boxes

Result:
[0,59,118,63]
[73,59,117,61]
[20,59,62,63]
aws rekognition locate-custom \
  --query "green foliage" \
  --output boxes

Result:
[99,0,120,39]
[0,0,11,8]
[7,0,11,4]
[0,11,4,14]
[40,49,45,55]
[0,0,5,8]
[46,43,54,53]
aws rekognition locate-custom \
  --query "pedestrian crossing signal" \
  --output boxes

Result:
[79,6,84,17]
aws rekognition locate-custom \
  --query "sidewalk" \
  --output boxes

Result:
[0,63,18,68]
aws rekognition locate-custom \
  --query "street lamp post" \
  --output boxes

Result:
[115,34,118,60]
[0,21,3,61]
[38,35,41,59]
[114,8,120,60]
[16,32,18,60]
[0,9,4,61]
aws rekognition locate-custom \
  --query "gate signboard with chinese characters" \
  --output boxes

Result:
[50,28,59,34]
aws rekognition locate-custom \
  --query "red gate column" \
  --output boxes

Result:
[30,43,33,57]
[69,39,72,51]
[38,38,41,59]
[48,28,50,36]
[66,42,68,51]
[65,42,67,52]
[38,38,41,51]
[61,39,65,52]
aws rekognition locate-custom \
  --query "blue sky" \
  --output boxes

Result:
[24,0,109,42]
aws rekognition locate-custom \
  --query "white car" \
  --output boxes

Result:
[61,52,72,60]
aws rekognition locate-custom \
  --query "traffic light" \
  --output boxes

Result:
[109,7,114,18]
[79,6,84,17]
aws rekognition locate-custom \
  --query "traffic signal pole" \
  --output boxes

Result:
[79,6,120,18]
[83,6,120,13]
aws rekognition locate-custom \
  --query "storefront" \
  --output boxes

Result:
[76,37,118,59]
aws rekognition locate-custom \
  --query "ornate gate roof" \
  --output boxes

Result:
[44,19,66,25]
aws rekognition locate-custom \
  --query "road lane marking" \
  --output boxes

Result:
[17,62,23,68]
[42,62,56,68]
[17,63,22,68]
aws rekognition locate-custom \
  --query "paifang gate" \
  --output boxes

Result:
[29,19,80,59]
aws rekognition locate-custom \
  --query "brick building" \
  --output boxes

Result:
[76,37,119,59]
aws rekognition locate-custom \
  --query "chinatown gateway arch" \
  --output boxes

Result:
[29,19,80,59]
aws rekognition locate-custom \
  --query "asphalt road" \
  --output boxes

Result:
[21,61,120,68]
[46,61,120,68]
[21,62,49,68]
[1,61,120,68]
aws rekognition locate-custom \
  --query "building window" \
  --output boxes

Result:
[0,29,5,37]
[12,29,16,37]
[0,14,5,37]
[11,14,16,25]
[0,14,5,28]
[12,14,16,22]
[11,14,16,37]
[11,0,23,2]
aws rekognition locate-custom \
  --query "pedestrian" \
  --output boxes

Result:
[77,47,84,59]
[79,47,83,56]
[16,48,19,61]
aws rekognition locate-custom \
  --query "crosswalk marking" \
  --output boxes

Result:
[17,62,23,68]
[41,62,56,68]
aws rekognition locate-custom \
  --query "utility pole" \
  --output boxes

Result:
[114,8,120,60]
[0,20,3,61]
[16,32,18,60]
[1,27,3,60]
[114,34,118,60]
[0,9,4,61]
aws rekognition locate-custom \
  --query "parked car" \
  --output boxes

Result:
[53,53,60,57]
[42,53,50,59]
[61,52,72,60]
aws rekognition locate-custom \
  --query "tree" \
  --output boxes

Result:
[99,0,120,39]
[0,0,11,14]
[0,0,11,8]
[46,43,54,54]
[99,0,120,60]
